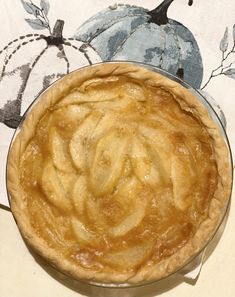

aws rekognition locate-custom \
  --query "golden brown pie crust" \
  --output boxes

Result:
[7,63,232,283]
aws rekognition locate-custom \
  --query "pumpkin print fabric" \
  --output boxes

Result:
[75,0,203,89]
[0,2,235,295]
[0,1,234,218]
[0,1,101,129]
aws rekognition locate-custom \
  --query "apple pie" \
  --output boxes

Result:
[7,63,232,283]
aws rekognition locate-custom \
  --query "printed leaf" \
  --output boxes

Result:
[220,27,229,52]
[223,68,235,79]
[233,24,235,42]
[25,18,47,30]
[21,0,40,17]
[40,0,50,15]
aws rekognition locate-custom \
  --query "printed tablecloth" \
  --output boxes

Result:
[0,0,235,296]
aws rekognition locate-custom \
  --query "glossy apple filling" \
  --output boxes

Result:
[20,76,217,273]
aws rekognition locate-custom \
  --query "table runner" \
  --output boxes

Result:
[1,0,235,206]
[0,0,234,294]
[0,0,235,205]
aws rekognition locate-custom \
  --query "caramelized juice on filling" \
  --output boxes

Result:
[21,77,217,273]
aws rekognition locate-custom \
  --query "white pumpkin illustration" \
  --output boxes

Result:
[0,0,101,128]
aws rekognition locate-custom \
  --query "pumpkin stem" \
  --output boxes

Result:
[52,20,64,38]
[148,0,193,25]
[44,20,65,46]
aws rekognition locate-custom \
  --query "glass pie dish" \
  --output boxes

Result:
[6,61,233,288]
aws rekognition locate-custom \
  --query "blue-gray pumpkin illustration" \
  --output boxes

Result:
[75,0,203,89]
